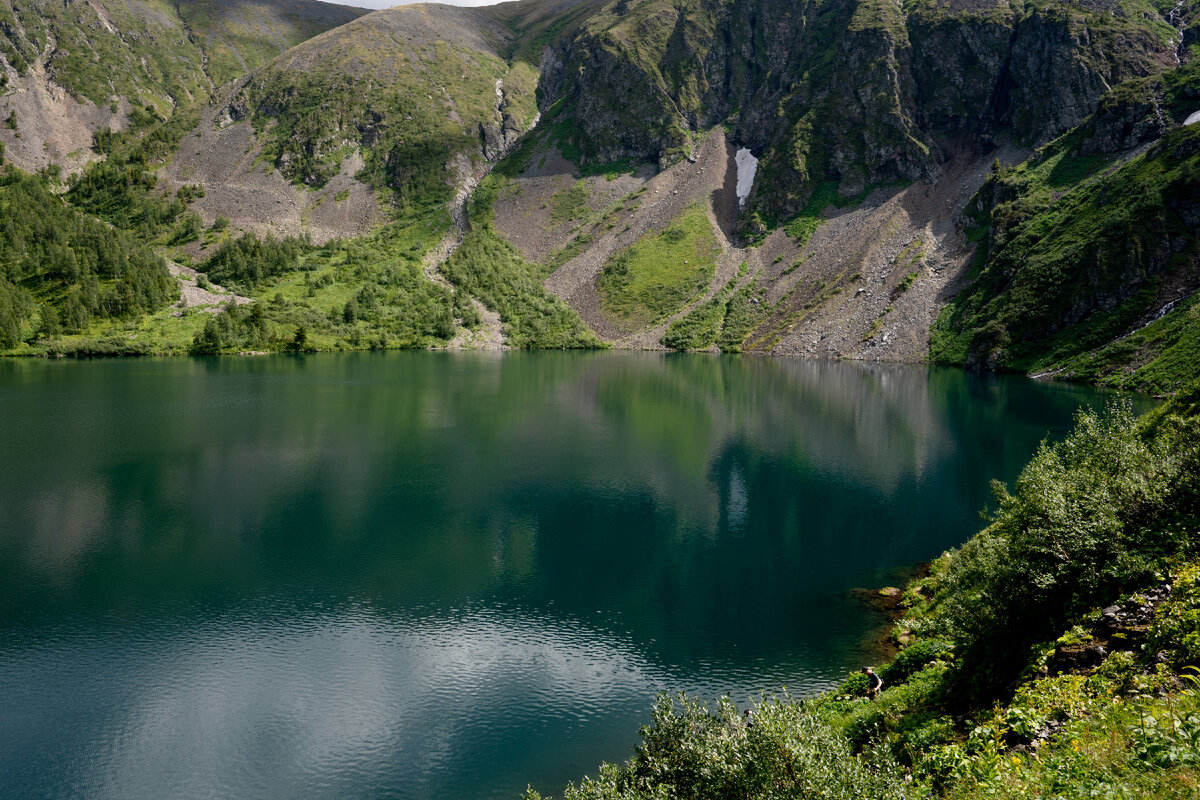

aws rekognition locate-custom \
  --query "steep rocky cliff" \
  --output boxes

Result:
[931,63,1200,393]
[543,0,1182,226]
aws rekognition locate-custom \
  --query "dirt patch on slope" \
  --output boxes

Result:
[161,83,383,245]
[752,142,1028,362]
[492,146,651,265]
[446,301,506,350]
[0,63,126,174]
[169,262,251,313]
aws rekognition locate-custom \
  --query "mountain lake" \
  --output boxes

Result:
[0,351,1152,799]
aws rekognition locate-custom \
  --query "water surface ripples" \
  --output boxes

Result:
[0,352,1145,799]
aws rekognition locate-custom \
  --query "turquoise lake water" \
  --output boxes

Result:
[0,352,1142,799]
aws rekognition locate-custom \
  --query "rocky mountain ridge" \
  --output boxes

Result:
[0,0,1197,394]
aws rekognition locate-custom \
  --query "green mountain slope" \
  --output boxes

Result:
[232,4,539,197]
[0,0,209,111]
[932,64,1200,393]
[177,0,367,88]
[0,0,364,172]
[0,0,365,109]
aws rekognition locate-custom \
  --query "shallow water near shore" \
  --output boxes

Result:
[0,352,1149,800]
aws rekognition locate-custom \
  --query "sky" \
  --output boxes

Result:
[335,0,501,9]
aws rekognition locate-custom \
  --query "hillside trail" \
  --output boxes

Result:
[422,168,508,350]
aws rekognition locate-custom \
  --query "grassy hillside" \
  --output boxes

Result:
[0,0,367,177]
[0,0,210,113]
[231,5,538,197]
[177,0,367,88]
[597,203,720,327]
[932,64,1200,394]
[0,0,363,111]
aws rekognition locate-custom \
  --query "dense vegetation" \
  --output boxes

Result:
[526,694,914,800]
[186,216,469,354]
[532,394,1200,799]
[441,177,603,349]
[0,168,176,348]
[203,233,311,288]
[932,111,1200,392]
[922,405,1200,696]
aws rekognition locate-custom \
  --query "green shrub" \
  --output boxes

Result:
[550,180,589,224]
[783,216,822,250]
[526,693,914,800]
[717,282,769,352]
[1149,563,1200,666]
[879,637,955,685]
[839,671,870,698]
[926,404,1200,698]
[662,295,725,350]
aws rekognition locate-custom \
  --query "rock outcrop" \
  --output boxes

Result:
[542,0,1179,224]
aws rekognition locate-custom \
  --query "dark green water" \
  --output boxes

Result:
[0,352,1143,800]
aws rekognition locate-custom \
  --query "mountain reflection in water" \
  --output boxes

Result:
[0,352,1146,800]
